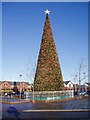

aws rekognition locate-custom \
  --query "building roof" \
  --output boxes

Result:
[84,82,90,86]
[73,84,89,88]
[73,84,79,87]
[0,81,30,86]
[64,80,72,85]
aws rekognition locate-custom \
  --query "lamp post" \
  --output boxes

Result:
[19,74,22,99]
[74,76,77,93]
[74,78,76,92]
[32,82,35,103]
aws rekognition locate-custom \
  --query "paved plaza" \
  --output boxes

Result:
[0,97,90,119]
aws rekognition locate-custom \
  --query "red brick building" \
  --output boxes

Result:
[0,81,31,94]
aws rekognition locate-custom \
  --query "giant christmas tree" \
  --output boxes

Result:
[34,10,64,91]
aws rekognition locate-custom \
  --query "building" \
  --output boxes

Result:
[84,82,90,91]
[64,80,73,90]
[73,82,90,92]
[0,81,31,94]
[73,84,79,92]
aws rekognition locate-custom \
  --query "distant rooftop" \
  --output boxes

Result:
[85,82,90,86]
[64,80,72,85]
[0,81,30,85]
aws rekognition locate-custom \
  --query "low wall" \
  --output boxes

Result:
[25,90,74,101]
[35,95,89,103]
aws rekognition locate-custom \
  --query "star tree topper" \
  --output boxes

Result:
[45,9,50,14]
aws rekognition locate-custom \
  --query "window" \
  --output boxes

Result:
[69,84,71,87]
[23,84,24,87]
[4,83,7,87]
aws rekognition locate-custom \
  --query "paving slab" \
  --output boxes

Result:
[1,97,90,119]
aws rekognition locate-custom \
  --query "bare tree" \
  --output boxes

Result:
[74,59,88,97]
[25,57,36,103]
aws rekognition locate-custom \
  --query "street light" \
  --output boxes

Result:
[19,74,22,99]
[74,77,77,92]
[78,71,86,97]
[32,76,35,103]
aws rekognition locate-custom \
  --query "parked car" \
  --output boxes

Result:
[12,92,15,96]
[8,92,12,98]
[8,92,11,96]
[74,91,79,96]
[86,91,90,95]
[4,92,8,96]
[80,91,86,96]
[21,92,24,99]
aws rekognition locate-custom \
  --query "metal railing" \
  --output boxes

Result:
[25,90,74,101]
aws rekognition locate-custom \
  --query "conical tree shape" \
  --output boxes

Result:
[34,13,64,91]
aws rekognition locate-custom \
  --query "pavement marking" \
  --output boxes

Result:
[22,109,90,112]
